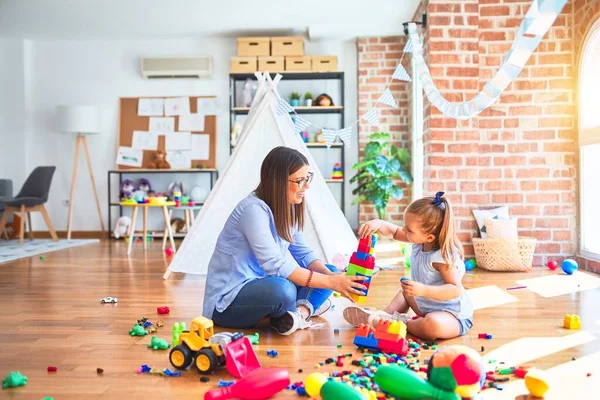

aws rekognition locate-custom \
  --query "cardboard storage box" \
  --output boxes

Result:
[285,56,312,71]
[237,37,270,57]
[311,56,338,71]
[230,56,257,73]
[258,56,284,72]
[271,36,304,56]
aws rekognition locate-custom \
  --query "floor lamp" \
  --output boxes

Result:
[57,105,105,239]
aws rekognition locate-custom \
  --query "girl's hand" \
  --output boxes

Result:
[329,274,369,301]
[358,219,382,238]
[401,279,427,297]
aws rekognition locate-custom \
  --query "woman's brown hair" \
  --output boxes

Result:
[255,146,308,243]
[406,191,464,266]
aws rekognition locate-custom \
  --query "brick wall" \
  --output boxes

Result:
[357,37,412,224]
[356,0,599,267]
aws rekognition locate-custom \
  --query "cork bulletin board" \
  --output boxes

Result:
[117,96,217,170]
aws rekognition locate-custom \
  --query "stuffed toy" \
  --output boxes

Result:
[313,93,334,107]
[170,217,187,234]
[167,182,186,200]
[120,180,135,201]
[137,178,155,197]
[113,216,132,239]
[148,150,171,169]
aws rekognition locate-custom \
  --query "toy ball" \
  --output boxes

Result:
[547,259,559,271]
[305,372,328,397]
[190,186,208,203]
[524,368,550,397]
[561,259,578,275]
[164,247,175,256]
[427,345,485,398]
[465,259,477,271]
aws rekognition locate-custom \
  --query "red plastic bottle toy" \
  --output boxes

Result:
[204,367,290,400]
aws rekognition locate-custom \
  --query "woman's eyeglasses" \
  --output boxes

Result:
[289,172,314,189]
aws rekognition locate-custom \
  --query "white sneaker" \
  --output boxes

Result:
[313,298,332,317]
[343,306,411,327]
[270,309,314,336]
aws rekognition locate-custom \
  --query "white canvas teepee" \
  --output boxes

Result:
[164,73,358,279]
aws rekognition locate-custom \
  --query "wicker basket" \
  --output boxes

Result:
[472,236,537,272]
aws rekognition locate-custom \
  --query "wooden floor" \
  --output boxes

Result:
[1,239,599,399]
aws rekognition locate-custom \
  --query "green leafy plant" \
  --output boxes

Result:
[304,92,313,100]
[350,132,413,220]
[290,92,301,100]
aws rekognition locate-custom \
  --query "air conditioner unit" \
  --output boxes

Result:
[140,56,213,79]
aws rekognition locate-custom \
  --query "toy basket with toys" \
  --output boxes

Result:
[472,217,537,272]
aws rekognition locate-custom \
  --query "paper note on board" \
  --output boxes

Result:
[166,150,191,169]
[132,131,158,150]
[191,134,210,160]
[138,98,164,116]
[197,97,217,116]
[116,146,143,167]
[165,132,191,151]
[179,114,205,131]
[165,97,191,116]
[149,117,175,133]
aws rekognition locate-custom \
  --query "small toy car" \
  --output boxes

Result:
[101,297,118,304]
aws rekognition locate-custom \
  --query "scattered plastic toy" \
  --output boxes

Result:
[137,317,148,326]
[47,366,57,372]
[147,336,170,350]
[547,259,559,270]
[2,371,28,389]
[218,379,235,387]
[157,306,170,314]
[129,324,148,336]
[247,332,259,345]
[267,350,279,357]
[156,320,164,328]
[163,368,181,377]
[100,297,118,304]
[478,333,493,339]
[201,376,210,382]
[146,325,157,334]
[164,247,175,256]
[39,255,46,260]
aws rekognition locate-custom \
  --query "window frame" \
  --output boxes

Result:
[411,55,424,201]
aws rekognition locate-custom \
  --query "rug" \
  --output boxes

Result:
[516,271,600,298]
[467,285,519,311]
[0,239,100,264]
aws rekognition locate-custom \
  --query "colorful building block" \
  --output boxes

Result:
[346,235,377,303]
[563,314,581,329]
[353,321,409,356]
[347,264,373,277]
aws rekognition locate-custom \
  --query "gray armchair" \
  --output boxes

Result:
[0,167,58,245]
[0,179,12,239]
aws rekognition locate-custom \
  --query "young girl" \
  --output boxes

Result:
[343,191,473,341]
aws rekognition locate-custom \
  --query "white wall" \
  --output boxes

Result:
[0,38,27,186]
[7,36,358,232]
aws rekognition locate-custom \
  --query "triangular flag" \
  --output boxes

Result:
[293,116,311,133]
[392,63,412,82]
[362,108,380,127]
[378,89,397,108]
[276,98,294,116]
[337,127,352,147]
[321,129,338,148]
[403,38,413,53]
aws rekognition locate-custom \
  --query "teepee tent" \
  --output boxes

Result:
[164,73,358,279]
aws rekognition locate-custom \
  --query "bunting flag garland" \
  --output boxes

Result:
[293,115,311,134]
[322,129,338,148]
[337,127,353,147]
[362,109,380,127]
[276,98,294,116]
[403,38,413,53]
[378,89,397,108]
[391,63,411,82]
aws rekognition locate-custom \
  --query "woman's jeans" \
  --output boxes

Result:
[212,264,337,329]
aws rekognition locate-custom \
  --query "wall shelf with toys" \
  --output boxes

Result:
[107,169,218,240]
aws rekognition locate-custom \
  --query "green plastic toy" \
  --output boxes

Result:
[129,324,148,336]
[2,371,28,389]
[247,333,260,345]
[374,365,459,400]
[147,336,170,350]
[172,322,186,345]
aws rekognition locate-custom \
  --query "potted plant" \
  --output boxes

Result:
[290,92,301,107]
[350,132,413,220]
[304,92,313,107]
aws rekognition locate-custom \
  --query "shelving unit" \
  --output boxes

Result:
[107,168,219,239]
[229,72,347,213]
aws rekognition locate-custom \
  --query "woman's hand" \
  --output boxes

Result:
[401,279,427,297]
[358,219,382,238]
[328,274,369,301]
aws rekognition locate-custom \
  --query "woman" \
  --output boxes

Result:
[202,146,367,335]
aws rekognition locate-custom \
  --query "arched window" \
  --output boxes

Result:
[579,17,600,260]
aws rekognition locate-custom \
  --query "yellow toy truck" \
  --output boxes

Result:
[169,316,260,378]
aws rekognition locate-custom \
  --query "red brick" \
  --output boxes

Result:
[520,230,552,241]
[494,156,527,166]
[448,143,479,153]
[523,130,555,140]
[465,194,491,204]
[512,206,541,215]
[492,193,524,203]
[429,16,452,25]
[449,29,478,39]
[527,193,560,203]
[479,119,502,129]
[460,182,478,191]
[447,67,479,77]
[536,243,561,253]
[544,142,576,152]
[479,169,502,179]
[553,230,572,241]
[539,180,573,191]
[429,156,463,166]
[480,5,510,16]
[458,169,478,179]
[479,144,506,153]
[517,168,551,178]
[520,181,537,191]
[439,170,455,179]
[480,31,506,41]
[430,118,457,128]
[518,218,534,228]
[508,143,538,152]
[430,130,454,141]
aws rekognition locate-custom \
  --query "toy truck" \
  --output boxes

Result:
[169,316,260,378]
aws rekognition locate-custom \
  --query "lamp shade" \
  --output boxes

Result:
[56,105,101,134]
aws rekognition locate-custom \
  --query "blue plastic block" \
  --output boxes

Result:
[355,251,369,261]
[354,335,380,349]
[371,235,378,248]
[356,273,372,284]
